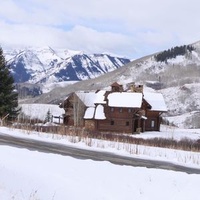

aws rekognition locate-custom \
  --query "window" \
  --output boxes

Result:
[128,108,132,113]
[126,121,129,126]
[111,120,114,125]
[151,120,155,128]
[110,107,114,112]
[119,108,123,113]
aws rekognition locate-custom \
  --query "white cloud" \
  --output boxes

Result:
[1,0,200,58]
[0,22,136,57]
[64,26,136,55]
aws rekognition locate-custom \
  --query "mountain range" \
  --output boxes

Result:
[4,46,130,84]
[3,41,200,129]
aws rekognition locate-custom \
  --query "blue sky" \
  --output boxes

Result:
[0,0,200,59]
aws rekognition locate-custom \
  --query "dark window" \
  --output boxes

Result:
[119,108,123,113]
[126,121,129,126]
[111,120,114,125]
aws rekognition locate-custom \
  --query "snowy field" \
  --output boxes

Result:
[0,126,200,199]
[19,103,65,123]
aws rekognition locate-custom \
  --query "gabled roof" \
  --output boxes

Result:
[69,88,167,122]
[76,92,97,107]
[84,107,95,119]
[94,90,106,104]
[143,92,167,112]
[75,90,106,107]
[107,92,143,108]
[78,90,106,120]
[94,105,106,119]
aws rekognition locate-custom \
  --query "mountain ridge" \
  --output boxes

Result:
[4,46,130,84]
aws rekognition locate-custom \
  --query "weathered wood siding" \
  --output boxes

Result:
[63,93,86,126]
[96,106,141,133]
[145,111,161,131]
[96,118,133,133]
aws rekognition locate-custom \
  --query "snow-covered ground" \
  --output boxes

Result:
[41,81,78,93]
[19,103,64,123]
[0,125,200,200]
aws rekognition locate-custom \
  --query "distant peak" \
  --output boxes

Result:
[58,49,84,59]
[36,46,55,52]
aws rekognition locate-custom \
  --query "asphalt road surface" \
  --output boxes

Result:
[0,133,200,174]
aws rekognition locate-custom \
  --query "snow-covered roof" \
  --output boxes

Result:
[75,90,167,121]
[94,90,106,104]
[84,107,95,119]
[144,92,167,112]
[76,90,106,107]
[76,92,97,107]
[94,105,106,119]
[107,92,143,108]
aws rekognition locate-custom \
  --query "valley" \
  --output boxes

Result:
[4,41,200,129]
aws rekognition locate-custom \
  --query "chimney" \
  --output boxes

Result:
[130,83,135,92]
[111,82,124,92]
[136,84,143,93]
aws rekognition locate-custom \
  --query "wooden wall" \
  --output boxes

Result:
[95,106,142,133]
[145,111,161,131]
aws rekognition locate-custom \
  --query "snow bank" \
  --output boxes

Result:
[0,145,200,200]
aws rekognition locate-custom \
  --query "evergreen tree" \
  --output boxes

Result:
[45,109,52,123]
[0,46,20,121]
[155,45,195,62]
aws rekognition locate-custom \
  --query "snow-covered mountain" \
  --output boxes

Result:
[4,46,130,84]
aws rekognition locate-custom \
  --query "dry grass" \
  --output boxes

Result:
[9,119,200,153]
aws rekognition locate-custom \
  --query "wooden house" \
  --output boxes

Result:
[61,82,167,134]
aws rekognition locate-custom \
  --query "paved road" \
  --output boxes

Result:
[0,133,200,174]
